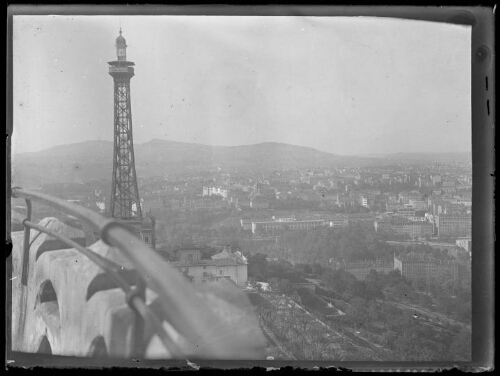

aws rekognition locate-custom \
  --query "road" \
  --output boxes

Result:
[381,299,471,331]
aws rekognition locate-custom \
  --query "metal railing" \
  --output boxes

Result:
[10,187,224,358]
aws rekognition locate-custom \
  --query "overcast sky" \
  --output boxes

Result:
[12,15,471,156]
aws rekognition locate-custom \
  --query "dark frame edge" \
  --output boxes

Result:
[5,4,495,372]
[469,5,495,371]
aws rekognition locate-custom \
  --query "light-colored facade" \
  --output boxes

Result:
[397,208,416,217]
[357,195,369,208]
[431,175,442,185]
[176,248,203,262]
[436,214,472,237]
[393,222,434,238]
[386,202,404,212]
[202,186,229,199]
[375,217,434,239]
[398,190,423,204]
[250,198,270,209]
[328,215,349,228]
[251,219,325,234]
[240,219,254,231]
[408,199,428,211]
[456,237,472,251]
[394,254,470,284]
[333,260,394,281]
[245,214,348,233]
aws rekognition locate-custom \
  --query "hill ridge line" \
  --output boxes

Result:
[15,138,344,158]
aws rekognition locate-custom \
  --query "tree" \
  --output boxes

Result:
[269,277,292,294]
[379,302,401,330]
[347,297,369,327]
[365,270,384,299]
[413,278,427,291]
[277,278,293,294]
[302,263,313,274]
[436,295,455,315]
[290,290,301,303]
[181,268,194,283]
[366,300,380,323]
[309,338,330,360]
[346,279,372,300]
[311,262,323,275]
[247,253,268,281]
[417,293,433,308]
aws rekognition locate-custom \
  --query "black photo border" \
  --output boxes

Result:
[5,4,495,372]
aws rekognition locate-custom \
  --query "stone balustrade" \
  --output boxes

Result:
[10,217,266,359]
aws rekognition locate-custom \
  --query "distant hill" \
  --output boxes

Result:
[134,139,378,173]
[12,140,114,188]
[10,138,470,188]
[357,152,472,164]
[11,139,376,187]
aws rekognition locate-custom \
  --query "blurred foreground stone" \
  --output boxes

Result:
[11,217,266,359]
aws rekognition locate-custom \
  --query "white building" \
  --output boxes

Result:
[408,199,428,211]
[328,215,349,228]
[251,219,326,234]
[357,195,369,208]
[456,237,472,252]
[202,186,229,199]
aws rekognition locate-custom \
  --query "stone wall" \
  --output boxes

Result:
[10,217,266,359]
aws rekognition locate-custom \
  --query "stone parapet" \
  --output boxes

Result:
[10,217,266,359]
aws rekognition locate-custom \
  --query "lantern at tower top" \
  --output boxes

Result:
[116,28,127,61]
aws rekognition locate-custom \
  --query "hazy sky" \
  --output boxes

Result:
[13,15,471,155]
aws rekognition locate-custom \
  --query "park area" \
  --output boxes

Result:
[247,291,375,361]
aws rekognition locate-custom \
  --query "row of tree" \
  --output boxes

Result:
[248,252,470,324]
[277,223,469,265]
[247,253,471,361]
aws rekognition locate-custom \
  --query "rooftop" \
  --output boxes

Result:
[169,258,246,268]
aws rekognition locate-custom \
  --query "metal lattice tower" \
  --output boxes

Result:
[108,29,142,219]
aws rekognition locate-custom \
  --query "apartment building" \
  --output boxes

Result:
[456,237,472,252]
[169,248,248,287]
[251,219,326,234]
[333,259,394,281]
[374,216,434,239]
[202,186,229,199]
[436,214,472,237]
[394,254,469,283]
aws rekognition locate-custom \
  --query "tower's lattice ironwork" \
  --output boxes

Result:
[108,29,142,219]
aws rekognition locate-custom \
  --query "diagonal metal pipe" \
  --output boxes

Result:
[11,187,240,358]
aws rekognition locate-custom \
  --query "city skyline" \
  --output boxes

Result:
[13,16,471,156]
